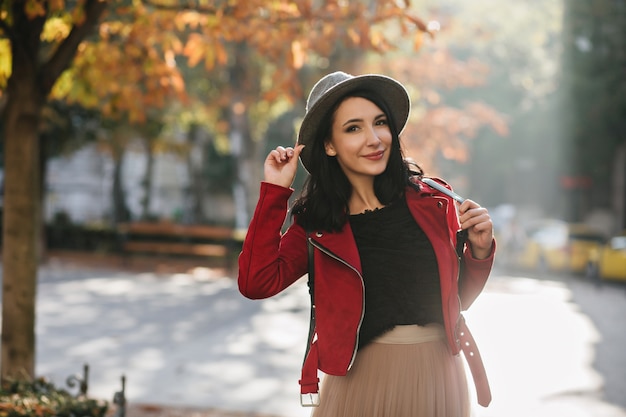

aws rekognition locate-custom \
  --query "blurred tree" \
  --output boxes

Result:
[0,0,430,381]
[367,46,509,179]
[431,0,625,229]
[0,0,108,383]
[106,123,133,223]
[560,0,626,228]
[413,0,564,213]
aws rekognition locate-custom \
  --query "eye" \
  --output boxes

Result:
[345,124,359,133]
[375,118,388,126]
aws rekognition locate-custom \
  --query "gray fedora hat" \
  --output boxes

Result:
[297,71,410,173]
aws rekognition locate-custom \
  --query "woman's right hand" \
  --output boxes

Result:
[264,144,305,188]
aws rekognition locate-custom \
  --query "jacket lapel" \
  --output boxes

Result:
[308,222,362,274]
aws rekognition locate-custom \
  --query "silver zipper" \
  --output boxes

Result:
[308,236,365,371]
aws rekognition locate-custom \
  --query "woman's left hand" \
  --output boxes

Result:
[458,199,494,260]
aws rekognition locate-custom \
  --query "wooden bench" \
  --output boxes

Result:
[116,222,245,262]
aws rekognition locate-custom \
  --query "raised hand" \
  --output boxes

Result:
[264,144,305,189]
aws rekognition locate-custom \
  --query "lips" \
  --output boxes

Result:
[363,150,385,160]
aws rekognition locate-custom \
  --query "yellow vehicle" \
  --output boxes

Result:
[516,219,605,274]
[587,235,626,281]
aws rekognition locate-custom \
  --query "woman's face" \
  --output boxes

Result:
[324,96,392,183]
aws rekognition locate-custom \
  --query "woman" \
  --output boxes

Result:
[238,71,495,417]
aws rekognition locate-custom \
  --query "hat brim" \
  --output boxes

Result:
[297,74,410,173]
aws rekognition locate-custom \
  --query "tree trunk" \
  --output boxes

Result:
[39,136,50,260]
[229,43,259,229]
[111,144,131,225]
[1,61,43,382]
[185,124,206,224]
[0,0,106,382]
[140,139,155,220]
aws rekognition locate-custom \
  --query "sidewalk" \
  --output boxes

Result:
[30,253,626,417]
[464,274,626,417]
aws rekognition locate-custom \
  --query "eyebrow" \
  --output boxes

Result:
[341,113,386,127]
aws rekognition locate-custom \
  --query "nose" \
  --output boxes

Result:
[365,126,382,146]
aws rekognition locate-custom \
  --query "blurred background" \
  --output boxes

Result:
[0,1,626,254]
[1,0,625,416]
[1,0,624,240]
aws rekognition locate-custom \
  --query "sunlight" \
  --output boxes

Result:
[466,276,608,417]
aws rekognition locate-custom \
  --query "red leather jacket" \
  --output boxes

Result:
[238,178,495,406]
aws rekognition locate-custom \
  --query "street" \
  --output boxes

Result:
[24,261,626,417]
[465,267,626,417]
[556,273,626,411]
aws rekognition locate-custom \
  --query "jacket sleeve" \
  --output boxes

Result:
[238,182,308,300]
[437,178,496,310]
[459,239,496,310]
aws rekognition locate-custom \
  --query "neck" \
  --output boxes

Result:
[349,184,383,214]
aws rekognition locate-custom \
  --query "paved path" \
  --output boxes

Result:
[22,262,626,417]
[464,273,626,417]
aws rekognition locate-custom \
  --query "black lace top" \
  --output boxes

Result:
[349,198,443,349]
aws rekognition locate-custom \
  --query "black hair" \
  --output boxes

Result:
[291,89,423,232]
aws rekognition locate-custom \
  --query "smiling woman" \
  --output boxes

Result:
[323,96,393,207]
[238,71,497,415]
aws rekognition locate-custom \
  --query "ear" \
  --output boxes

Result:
[325,142,337,156]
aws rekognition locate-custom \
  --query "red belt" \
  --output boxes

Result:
[458,315,492,407]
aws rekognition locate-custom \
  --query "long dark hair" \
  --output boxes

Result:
[291,90,422,232]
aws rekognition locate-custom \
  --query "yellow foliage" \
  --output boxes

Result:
[214,40,228,66]
[413,31,424,50]
[199,46,214,70]
[0,39,10,88]
[291,40,305,69]
[25,0,46,18]
[183,33,207,67]
[50,69,73,98]
[42,16,72,43]
[162,33,183,55]
[3,0,430,125]
[347,28,361,46]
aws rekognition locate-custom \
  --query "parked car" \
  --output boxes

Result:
[587,234,626,281]
[515,219,606,274]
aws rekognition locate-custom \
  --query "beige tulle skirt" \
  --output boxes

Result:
[311,324,470,417]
